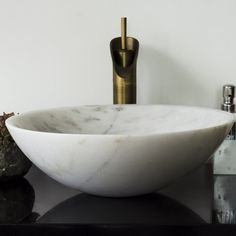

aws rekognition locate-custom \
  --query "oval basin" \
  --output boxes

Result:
[6,105,234,197]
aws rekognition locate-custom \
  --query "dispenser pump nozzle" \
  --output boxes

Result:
[222,84,235,112]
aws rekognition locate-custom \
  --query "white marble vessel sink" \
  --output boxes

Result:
[6,105,233,197]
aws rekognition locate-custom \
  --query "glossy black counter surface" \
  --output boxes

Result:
[0,164,216,234]
[38,192,205,225]
[1,224,236,236]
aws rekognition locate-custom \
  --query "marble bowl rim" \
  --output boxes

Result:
[5,104,234,137]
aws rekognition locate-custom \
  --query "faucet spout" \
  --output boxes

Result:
[110,17,139,104]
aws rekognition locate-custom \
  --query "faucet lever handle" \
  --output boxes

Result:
[121,17,127,50]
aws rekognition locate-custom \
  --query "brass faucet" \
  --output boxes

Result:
[110,17,139,104]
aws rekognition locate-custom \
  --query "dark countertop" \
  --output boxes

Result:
[28,164,213,223]
[1,163,230,235]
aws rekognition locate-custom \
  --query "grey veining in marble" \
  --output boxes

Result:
[5,105,234,197]
[10,105,233,135]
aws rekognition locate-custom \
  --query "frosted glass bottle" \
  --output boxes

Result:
[213,84,236,224]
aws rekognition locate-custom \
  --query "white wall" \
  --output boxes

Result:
[0,0,236,113]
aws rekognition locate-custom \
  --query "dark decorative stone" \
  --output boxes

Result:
[0,143,32,181]
[0,112,31,181]
[0,178,37,223]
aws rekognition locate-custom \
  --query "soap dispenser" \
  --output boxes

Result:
[213,84,236,224]
[214,85,236,174]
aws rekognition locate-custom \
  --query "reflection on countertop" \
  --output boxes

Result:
[0,178,38,223]
[38,192,205,225]
[0,164,213,224]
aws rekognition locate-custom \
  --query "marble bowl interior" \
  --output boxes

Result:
[8,105,233,136]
